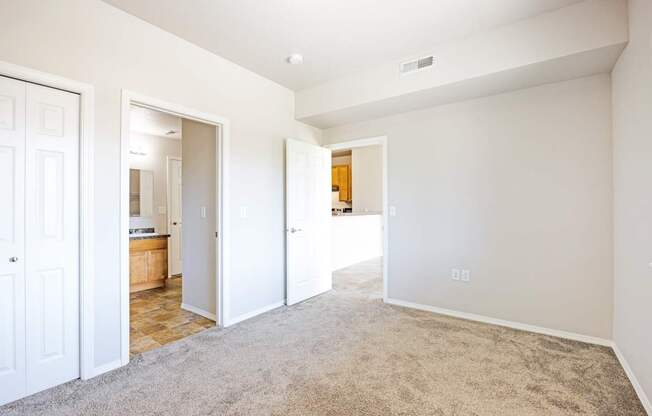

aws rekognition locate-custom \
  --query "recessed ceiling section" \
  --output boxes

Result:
[302,44,626,129]
[101,0,583,90]
[296,0,628,128]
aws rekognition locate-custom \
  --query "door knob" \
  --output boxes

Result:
[9,257,18,263]
[288,227,303,233]
[172,222,178,225]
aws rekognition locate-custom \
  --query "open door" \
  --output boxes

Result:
[168,157,183,276]
[286,139,332,305]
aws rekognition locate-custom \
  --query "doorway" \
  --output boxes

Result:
[120,92,230,363]
[127,105,220,355]
[285,136,389,306]
[330,145,384,269]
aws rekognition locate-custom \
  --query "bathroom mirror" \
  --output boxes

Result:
[129,168,154,217]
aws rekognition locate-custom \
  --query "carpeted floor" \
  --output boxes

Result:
[0,258,645,415]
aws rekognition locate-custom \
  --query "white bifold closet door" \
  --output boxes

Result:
[0,75,80,406]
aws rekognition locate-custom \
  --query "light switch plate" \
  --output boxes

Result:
[461,270,470,282]
[389,206,397,216]
[240,206,248,219]
[200,206,207,218]
[452,269,460,281]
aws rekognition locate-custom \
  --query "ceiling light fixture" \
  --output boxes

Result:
[129,146,147,156]
[286,53,303,65]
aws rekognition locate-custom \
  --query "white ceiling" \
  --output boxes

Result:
[130,105,182,139]
[102,0,583,91]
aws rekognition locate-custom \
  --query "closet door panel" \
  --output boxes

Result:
[0,76,26,406]
[24,83,80,395]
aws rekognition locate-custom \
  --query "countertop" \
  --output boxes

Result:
[129,233,171,240]
[332,211,383,217]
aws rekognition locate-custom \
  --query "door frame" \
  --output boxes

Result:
[0,61,96,379]
[324,136,389,301]
[120,90,230,365]
[166,155,182,277]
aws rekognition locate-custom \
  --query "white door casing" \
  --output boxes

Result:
[168,157,182,276]
[0,76,80,405]
[285,139,331,305]
[0,76,27,406]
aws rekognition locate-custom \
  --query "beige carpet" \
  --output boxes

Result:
[0,258,645,415]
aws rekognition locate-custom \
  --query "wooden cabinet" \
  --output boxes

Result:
[129,237,168,293]
[147,249,168,281]
[129,251,148,285]
[332,165,351,202]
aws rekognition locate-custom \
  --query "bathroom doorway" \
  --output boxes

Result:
[120,93,230,363]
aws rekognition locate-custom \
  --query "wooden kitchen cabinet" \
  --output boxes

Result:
[332,165,351,202]
[129,237,168,293]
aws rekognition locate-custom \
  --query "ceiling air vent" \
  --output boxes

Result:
[400,55,434,75]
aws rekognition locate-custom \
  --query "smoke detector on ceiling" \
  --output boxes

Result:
[286,53,304,65]
[400,55,435,75]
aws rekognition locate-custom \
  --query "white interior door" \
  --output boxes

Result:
[24,82,80,395]
[0,76,80,405]
[285,139,331,305]
[168,157,182,276]
[0,76,27,406]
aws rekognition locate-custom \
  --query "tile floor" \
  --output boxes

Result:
[130,277,215,355]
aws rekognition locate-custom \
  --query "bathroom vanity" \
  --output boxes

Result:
[129,230,170,293]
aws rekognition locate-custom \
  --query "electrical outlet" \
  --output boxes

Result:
[451,269,460,281]
[461,269,471,282]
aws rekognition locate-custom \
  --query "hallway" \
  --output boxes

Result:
[333,256,383,298]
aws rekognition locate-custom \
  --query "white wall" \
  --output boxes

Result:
[181,119,217,316]
[0,0,321,370]
[352,146,382,213]
[325,75,613,339]
[129,132,182,233]
[612,0,652,408]
[332,215,383,271]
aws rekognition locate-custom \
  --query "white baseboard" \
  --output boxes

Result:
[612,343,652,415]
[384,298,612,347]
[181,303,217,321]
[90,358,122,378]
[225,301,285,327]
